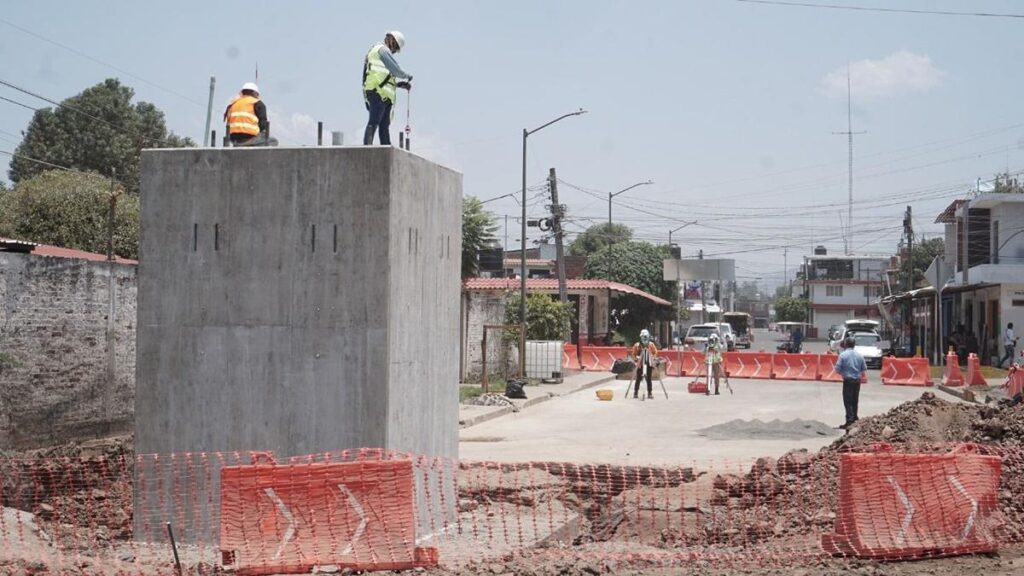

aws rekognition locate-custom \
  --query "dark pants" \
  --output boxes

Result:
[1000,344,1016,368]
[633,366,653,397]
[363,90,393,145]
[842,378,861,426]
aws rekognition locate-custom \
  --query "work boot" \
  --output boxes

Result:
[647,392,653,399]
[714,387,720,395]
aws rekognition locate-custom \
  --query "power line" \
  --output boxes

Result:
[0,94,39,112]
[0,18,206,107]
[0,149,124,183]
[736,0,1024,18]
[0,77,187,148]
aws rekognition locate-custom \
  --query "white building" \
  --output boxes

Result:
[800,253,890,338]
[930,192,1024,364]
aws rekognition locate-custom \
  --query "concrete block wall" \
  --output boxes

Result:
[0,253,136,449]
[460,292,517,382]
[135,147,461,460]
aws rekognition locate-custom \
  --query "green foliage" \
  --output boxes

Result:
[582,241,677,343]
[505,292,574,340]
[993,172,1024,194]
[774,296,808,322]
[0,171,139,259]
[567,222,632,256]
[8,78,193,194]
[0,352,21,371]
[775,284,792,299]
[459,385,484,403]
[896,237,944,289]
[462,196,499,279]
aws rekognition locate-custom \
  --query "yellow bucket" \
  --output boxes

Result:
[595,389,614,401]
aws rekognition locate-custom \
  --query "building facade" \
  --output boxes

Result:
[801,254,890,338]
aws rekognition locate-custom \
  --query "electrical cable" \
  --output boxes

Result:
[736,0,1024,19]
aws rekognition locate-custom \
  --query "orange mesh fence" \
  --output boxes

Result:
[1,443,1023,574]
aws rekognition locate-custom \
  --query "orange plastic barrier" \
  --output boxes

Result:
[881,357,933,387]
[657,349,681,375]
[679,351,707,376]
[562,343,581,372]
[771,353,819,381]
[221,455,434,574]
[966,353,988,386]
[942,350,965,387]
[723,352,773,379]
[818,355,867,383]
[821,444,1002,560]
[578,346,629,372]
[1006,366,1024,398]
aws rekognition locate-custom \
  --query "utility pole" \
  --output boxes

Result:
[548,168,568,304]
[834,66,865,256]
[903,206,914,292]
[699,249,706,324]
[783,247,788,295]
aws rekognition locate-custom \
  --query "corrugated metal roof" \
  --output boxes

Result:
[463,278,672,306]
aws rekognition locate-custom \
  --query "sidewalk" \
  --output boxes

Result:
[459,371,616,428]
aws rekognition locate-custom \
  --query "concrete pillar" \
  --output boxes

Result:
[135,147,461,541]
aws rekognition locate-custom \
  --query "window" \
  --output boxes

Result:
[863,285,882,298]
[826,285,843,297]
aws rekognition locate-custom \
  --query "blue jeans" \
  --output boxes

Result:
[364,91,393,145]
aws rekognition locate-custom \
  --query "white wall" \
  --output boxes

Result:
[993,203,1024,266]
[810,283,882,306]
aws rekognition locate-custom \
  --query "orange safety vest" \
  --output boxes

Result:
[226,95,260,136]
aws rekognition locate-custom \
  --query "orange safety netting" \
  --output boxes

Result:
[1,443,1022,574]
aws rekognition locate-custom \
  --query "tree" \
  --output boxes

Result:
[505,292,573,340]
[462,196,499,278]
[896,237,944,289]
[775,284,792,300]
[774,296,808,322]
[8,79,193,194]
[582,241,677,343]
[0,171,139,259]
[567,222,632,256]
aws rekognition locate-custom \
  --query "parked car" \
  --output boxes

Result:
[717,323,737,351]
[723,312,753,349]
[830,319,882,352]
[684,324,722,349]
[848,332,885,369]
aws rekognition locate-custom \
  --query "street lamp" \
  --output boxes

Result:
[668,221,697,350]
[605,180,653,342]
[520,109,587,368]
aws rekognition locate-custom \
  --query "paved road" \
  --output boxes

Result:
[459,368,933,468]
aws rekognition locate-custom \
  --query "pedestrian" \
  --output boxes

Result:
[224,82,275,146]
[363,31,413,146]
[630,329,658,399]
[1000,322,1019,368]
[835,336,867,430]
[705,333,724,395]
[791,327,803,353]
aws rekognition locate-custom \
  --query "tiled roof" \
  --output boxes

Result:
[935,199,965,224]
[463,278,672,306]
[0,239,137,264]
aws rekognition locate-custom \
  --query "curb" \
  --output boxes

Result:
[459,374,617,429]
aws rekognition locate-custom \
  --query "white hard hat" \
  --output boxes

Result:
[640,329,650,338]
[386,30,405,51]
[241,82,260,95]
[709,333,719,341]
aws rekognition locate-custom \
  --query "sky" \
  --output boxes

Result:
[2,0,1023,291]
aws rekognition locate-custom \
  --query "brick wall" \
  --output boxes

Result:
[0,253,137,449]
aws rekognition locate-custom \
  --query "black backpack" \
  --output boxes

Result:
[611,358,636,375]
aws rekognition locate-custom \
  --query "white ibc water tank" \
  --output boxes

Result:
[524,340,564,380]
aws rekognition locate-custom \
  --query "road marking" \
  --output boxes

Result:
[947,475,978,540]
[264,488,297,561]
[887,476,914,545]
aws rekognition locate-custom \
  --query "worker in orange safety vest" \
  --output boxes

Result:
[224,82,274,146]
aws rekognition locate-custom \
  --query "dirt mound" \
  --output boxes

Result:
[827,392,976,451]
[698,419,839,441]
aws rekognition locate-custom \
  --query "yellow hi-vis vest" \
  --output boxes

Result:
[363,43,397,103]
[226,95,260,136]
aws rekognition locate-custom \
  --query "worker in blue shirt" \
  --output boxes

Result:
[835,336,867,430]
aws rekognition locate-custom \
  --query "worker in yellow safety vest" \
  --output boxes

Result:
[224,82,271,146]
[363,31,413,145]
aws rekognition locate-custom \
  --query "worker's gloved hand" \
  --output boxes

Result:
[397,81,412,90]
